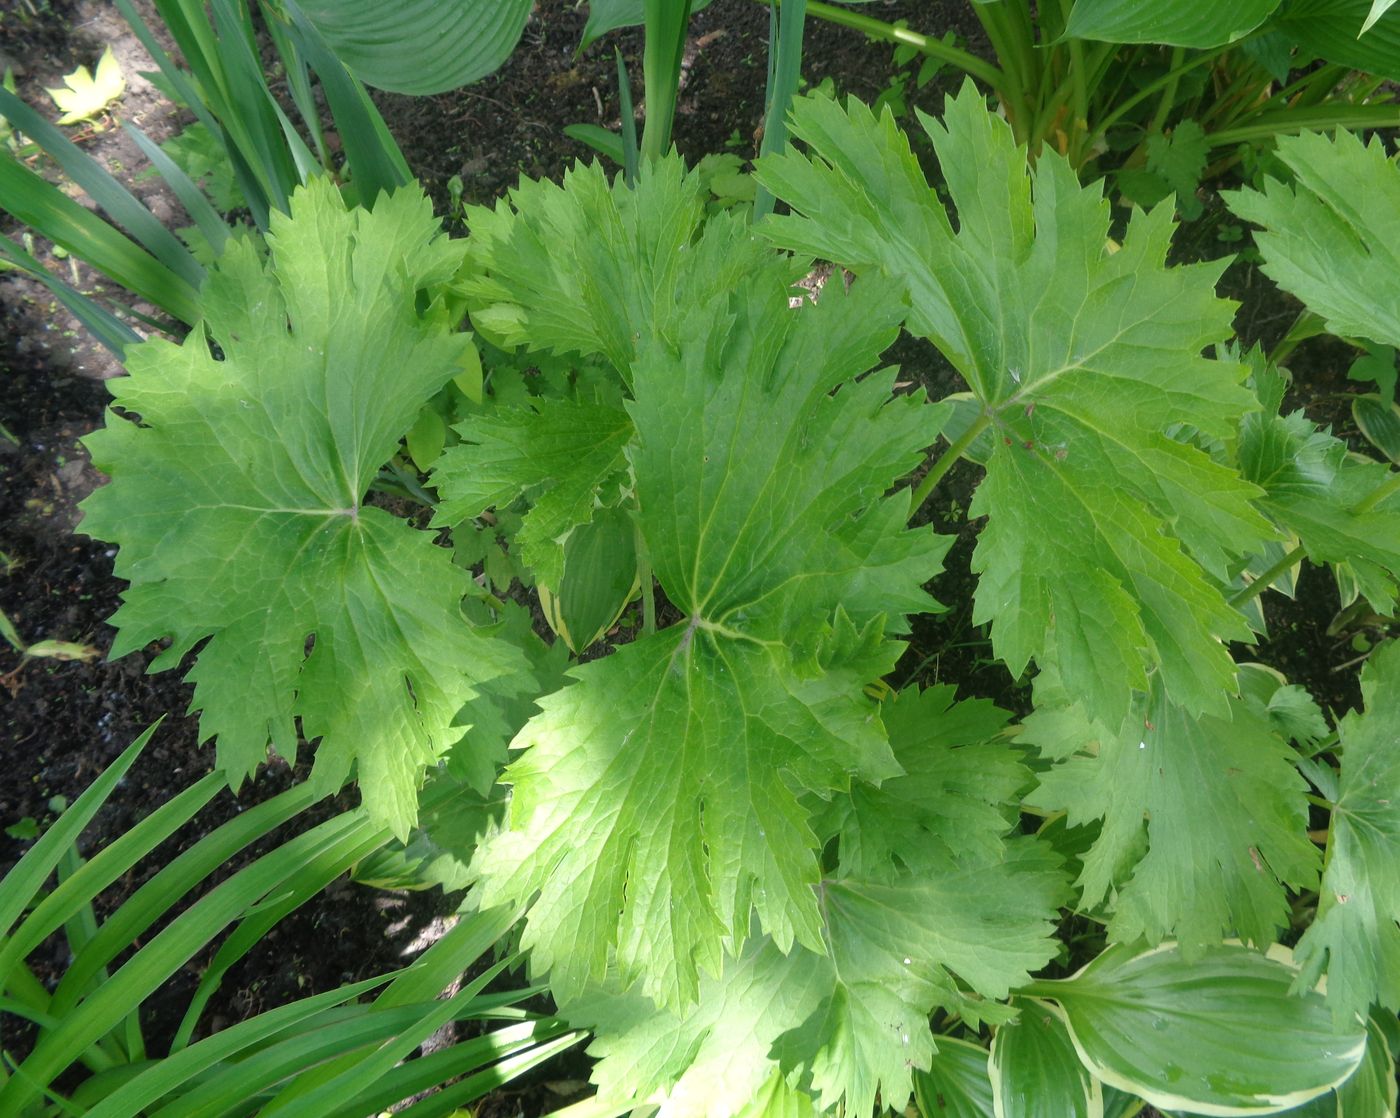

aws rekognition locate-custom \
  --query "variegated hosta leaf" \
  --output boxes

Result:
[758,85,1276,729]
[81,179,528,837]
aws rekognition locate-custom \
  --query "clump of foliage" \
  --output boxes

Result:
[68,64,1400,1114]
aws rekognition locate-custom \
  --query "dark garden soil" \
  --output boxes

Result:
[0,0,1389,1113]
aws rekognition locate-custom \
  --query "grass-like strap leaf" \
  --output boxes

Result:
[80,178,530,837]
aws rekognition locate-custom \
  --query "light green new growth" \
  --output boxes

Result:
[578,687,1065,1118]
[757,84,1276,729]
[81,178,528,837]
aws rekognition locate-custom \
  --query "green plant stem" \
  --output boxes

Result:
[1146,46,1185,135]
[1083,47,1228,151]
[1357,470,1400,513]
[972,1,1032,124]
[777,0,1003,88]
[636,519,656,636]
[908,412,990,518]
[1208,103,1400,147]
[1228,545,1305,610]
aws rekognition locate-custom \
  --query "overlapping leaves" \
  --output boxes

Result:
[574,687,1065,1117]
[81,179,527,836]
[757,86,1272,729]
[461,159,950,1010]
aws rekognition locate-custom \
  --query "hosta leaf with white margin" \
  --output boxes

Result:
[293,0,532,95]
[913,1037,996,1118]
[990,999,1101,1118]
[1281,1010,1400,1118]
[1227,129,1400,357]
[1028,942,1368,1116]
[757,86,1273,729]
[574,693,1064,1117]
[80,179,528,837]
[1293,640,1400,1026]
[1065,0,1281,48]
[461,156,803,381]
[1023,668,1319,951]
[432,395,633,588]
[472,203,948,1007]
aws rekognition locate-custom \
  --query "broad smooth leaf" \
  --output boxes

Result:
[293,0,532,94]
[1353,394,1400,464]
[1024,672,1319,951]
[81,179,528,837]
[1035,942,1368,1116]
[1066,0,1281,47]
[472,251,946,1007]
[990,1000,1101,1118]
[914,1037,996,1118]
[1293,641,1400,1025]
[759,85,1271,730]
[1272,0,1400,79]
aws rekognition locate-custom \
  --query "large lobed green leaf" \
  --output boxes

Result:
[1293,640,1400,1026]
[471,198,949,1006]
[1024,670,1319,951]
[1227,128,1400,352]
[758,86,1273,730]
[573,688,1065,1117]
[81,179,527,837]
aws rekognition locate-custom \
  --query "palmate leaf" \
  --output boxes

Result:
[81,179,528,837]
[1294,640,1400,1025]
[758,86,1273,729]
[1227,129,1400,351]
[1023,670,1319,951]
[472,197,949,1008]
[46,45,125,125]
[576,695,1064,1118]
